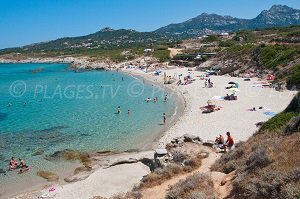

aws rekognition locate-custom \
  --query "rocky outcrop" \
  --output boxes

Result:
[37,171,59,182]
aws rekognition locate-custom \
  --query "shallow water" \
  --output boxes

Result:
[0,63,175,190]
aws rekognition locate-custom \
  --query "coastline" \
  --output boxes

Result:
[0,61,185,199]
[3,59,297,199]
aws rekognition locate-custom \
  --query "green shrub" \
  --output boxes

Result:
[287,64,300,88]
[261,112,298,131]
[219,40,236,47]
[257,45,299,69]
[153,49,170,62]
[202,35,219,43]
[227,44,255,54]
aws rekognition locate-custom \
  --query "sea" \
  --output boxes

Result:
[0,63,177,195]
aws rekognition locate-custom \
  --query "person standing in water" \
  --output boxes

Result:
[117,106,121,114]
[163,113,166,125]
[128,109,130,115]
[164,95,168,102]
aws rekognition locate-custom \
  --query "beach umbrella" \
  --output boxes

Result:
[207,99,216,106]
[229,88,240,92]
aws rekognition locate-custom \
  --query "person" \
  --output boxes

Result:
[163,113,166,125]
[128,109,130,115]
[215,135,224,145]
[155,96,158,102]
[9,157,18,170]
[122,77,124,81]
[224,132,234,152]
[117,106,121,114]
[164,95,168,102]
[145,97,151,102]
[19,159,26,168]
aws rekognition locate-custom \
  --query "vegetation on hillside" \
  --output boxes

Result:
[211,93,300,199]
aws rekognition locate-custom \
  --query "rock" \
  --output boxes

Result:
[183,134,202,142]
[284,115,300,135]
[0,168,6,174]
[37,171,59,182]
[80,153,94,168]
[45,149,80,161]
[155,149,168,156]
[32,149,44,156]
[73,166,92,175]
[203,140,215,148]
[166,143,176,150]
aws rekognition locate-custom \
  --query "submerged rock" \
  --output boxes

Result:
[37,171,59,182]
[32,149,45,156]
[45,149,80,161]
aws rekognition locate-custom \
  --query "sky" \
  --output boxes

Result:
[0,0,299,49]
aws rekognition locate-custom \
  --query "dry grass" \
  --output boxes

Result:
[212,129,300,199]
[138,152,204,190]
[166,173,215,199]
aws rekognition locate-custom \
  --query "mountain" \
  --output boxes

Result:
[1,4,300,53]
[155,5,300,36]
[249,5,300,28]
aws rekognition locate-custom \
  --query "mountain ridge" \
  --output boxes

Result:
[155,5,300,36]
[1,4,300,52]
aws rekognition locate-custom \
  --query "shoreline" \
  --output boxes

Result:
[3,60,297,199]
[0,62,185,199]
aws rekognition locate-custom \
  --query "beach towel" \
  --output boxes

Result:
[211,96,225,101]
[264,111,276,117]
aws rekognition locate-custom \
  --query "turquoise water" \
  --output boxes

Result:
[0,63,175,186]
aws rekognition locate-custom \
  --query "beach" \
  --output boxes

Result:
[6,64,297,199]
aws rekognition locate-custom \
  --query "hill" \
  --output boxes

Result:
[212,92,300,199]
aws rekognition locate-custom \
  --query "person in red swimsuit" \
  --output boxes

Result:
[224,132,234,152]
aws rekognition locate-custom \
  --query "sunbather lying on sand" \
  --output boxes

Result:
[200,105,222,113]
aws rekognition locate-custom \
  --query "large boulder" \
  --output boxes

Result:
[37,171,59,182]
[45,149,80,161]
[183,134,202,142]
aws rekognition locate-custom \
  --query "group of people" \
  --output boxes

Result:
[9,157,30,174]
[215,132,234,152]
[204,78,213,88]
[116,94,169,125]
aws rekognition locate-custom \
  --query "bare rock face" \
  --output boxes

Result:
[284,115,300,135]
[37,171,59,182]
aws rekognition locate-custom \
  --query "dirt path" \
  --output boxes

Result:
[140,150,220,199]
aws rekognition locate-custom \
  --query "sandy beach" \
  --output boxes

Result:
[7,66,296,199]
